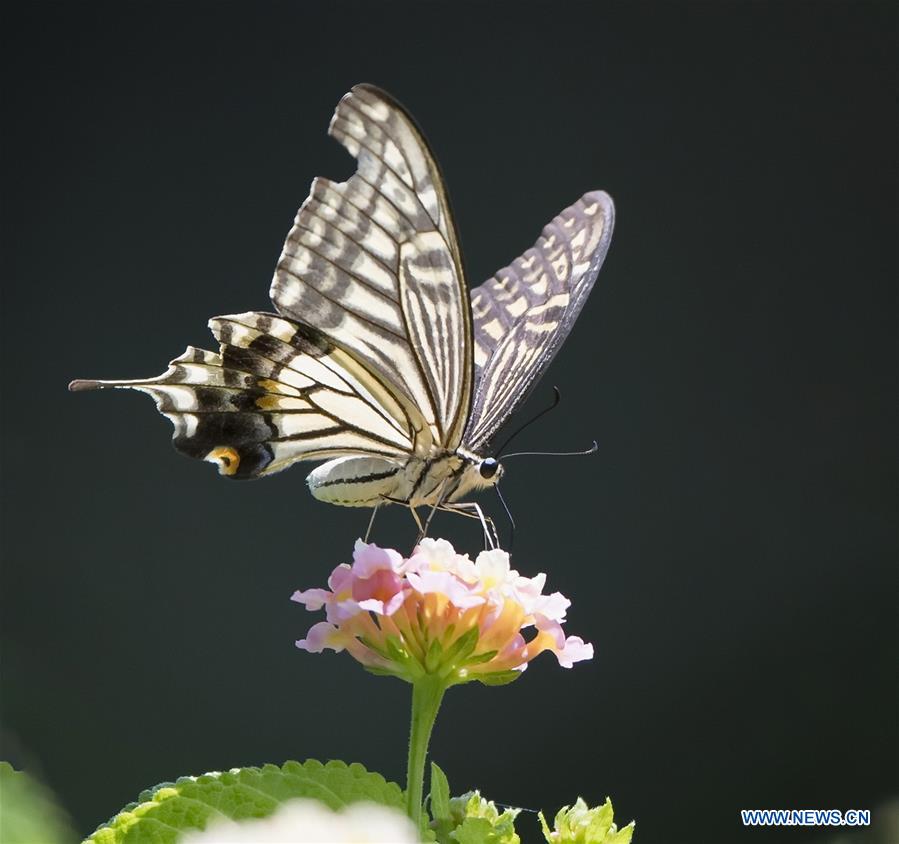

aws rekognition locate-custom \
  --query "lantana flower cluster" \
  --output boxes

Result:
[292,538,593,685]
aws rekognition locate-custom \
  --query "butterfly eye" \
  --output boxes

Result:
[479,458,499,480]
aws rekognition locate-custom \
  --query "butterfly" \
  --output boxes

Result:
[70,84,614,540]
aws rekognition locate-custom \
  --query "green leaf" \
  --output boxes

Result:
[441,625,480,665]
[464,650,498,666]
[425,638,444,673]
[86,760,405,844]
[430,763,451,821]
[357,634,390,660]
[452,816,497,843]
[0,762,77,844]
[385,635,409,663]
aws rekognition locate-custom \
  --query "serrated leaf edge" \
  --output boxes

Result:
[87,759,403,841]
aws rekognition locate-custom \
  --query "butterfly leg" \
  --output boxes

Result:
[467,503,499,550]
[364,503,381,543]
[420,481,450,541]
[379,495,426,545]
[409,506,425,542]
[387,496,426,540]
[440,502,499,550]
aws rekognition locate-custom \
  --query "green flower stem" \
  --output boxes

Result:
[405,675,447,826]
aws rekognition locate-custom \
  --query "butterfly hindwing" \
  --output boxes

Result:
[70,312,418,478]
[271,84,473,450]
[464,191,615,450]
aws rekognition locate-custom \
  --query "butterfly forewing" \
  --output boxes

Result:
[464,192,614,451]
[271,84,473,450]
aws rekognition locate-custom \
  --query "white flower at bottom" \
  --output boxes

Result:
[181,799,419,844]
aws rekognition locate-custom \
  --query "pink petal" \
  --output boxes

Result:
[532,591,571,622]
[356,588,406,616]
[474,548,512,583]
[296,621,344,653]
[406,570,485,609]
[556,635,594,668]
[327,598,364,624]
[534,618,567,648]
[410,538,463,574]
[291,588,331,610]
[352,568,404,604]
[352,541,405,578]
[328,565,354,594]
[493,633,528,669]
[382,590,408,616]
[517,572,547,595]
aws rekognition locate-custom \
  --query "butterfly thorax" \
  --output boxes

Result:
[306,447,501,509]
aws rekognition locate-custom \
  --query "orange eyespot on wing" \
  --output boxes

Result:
[205,446,241,476]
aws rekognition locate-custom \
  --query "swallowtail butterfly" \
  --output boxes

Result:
[70,84,614,534]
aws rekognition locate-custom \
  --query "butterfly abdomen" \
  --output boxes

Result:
[306,451,485,509]
[307,456,404,507]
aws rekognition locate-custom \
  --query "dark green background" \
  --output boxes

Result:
[2,2,896,842]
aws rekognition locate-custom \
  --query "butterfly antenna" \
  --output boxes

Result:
[495,387,562,458]
[494,484,515,551]
[500,440,598,460]
[495,802,539,814]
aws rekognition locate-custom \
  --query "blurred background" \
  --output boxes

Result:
[1,2,896,842]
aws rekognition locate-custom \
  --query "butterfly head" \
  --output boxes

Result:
[447,449,504,502]
[477,457,503,483]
